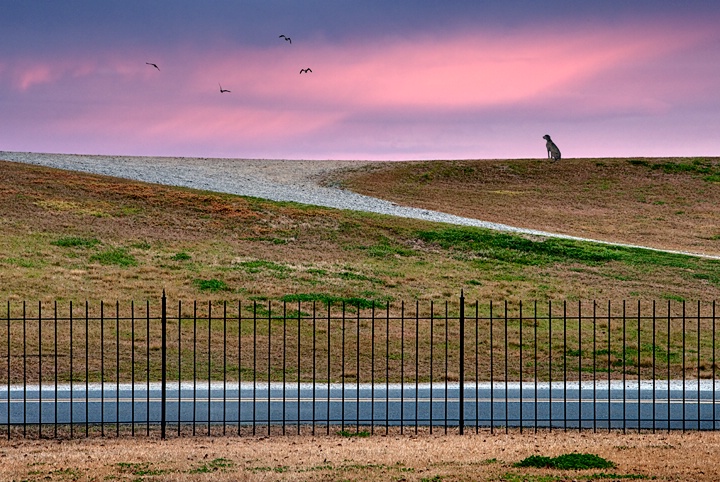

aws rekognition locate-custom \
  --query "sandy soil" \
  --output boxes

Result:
[2,429,720,481]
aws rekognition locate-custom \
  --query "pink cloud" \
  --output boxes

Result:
[159,20,716,146]
[7,55,161,93]
[277,24,713,112]
[141,106,343,145]
[9,18,714,108]
[15,63,55,91]
[4,16,720,160]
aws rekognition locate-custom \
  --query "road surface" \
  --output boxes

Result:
[2,381,719,431]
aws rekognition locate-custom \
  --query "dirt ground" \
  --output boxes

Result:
[2,429,720,481]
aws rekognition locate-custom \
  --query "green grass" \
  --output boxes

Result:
[661,293,685,302]
[130,240,152,249]
[280,292,389,309]
[337,270,385,284]
[337,430,371,437]
[170,251,191,261]
[193,278,230,292]
[0,257,43,268]
[415,226,720,282]
[116,462,167,477]
[50,467,82,478]
[234,259,291,273]
[629,158,720,182]
[188,458,235,474]
[515,453,615,470]
[356,238,416,258]
[247,465,290,473]
[417,227,622,266]
[89,247,138,267]
[51,236,100,248]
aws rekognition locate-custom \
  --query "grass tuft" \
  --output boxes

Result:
[337,430,371,437]
[359,240,416,258]
[234,259,290,273]
[515,453,615,470]
[189,458,234,474]
[420,476,444,482]
[280,292,389,309]
[116,462,166,476]
[193,278,230,292]
[89,247,137,267]
[51,236,100,248]
[131,240,152,249]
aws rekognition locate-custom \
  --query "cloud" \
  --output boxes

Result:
[288,23,713,112]
[2,12,720,159]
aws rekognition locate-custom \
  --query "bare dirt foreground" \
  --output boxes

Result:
[2,430,720,481]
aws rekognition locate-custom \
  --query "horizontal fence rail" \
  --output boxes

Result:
[1,294,718,438]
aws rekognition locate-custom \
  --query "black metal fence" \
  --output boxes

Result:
[1,293,719,438]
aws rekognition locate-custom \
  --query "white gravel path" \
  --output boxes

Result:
[2,151,718,260]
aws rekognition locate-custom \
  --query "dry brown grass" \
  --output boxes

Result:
[4,299,717,384]
[331,157,720,257]
[2,429,720,481]
[2,158,720,306]
[3,158,720,384]
[0,160,720,381]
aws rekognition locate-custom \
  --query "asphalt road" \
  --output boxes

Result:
[2,381,719,430]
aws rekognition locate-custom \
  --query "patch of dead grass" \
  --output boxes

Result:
[331,157,720,256]
[2,429,720,481]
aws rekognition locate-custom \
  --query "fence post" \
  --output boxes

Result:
[161,290,167,439]
[459,290,465,434]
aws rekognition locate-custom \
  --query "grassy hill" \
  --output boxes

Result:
[330,157,720,257]
[1,157,719,304]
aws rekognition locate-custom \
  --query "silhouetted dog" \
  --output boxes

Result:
[543,135,561,161]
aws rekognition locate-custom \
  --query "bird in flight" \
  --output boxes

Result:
[219,83,231,93]
[279,35,291,44]
[300,68,312,74]
[146,62,160,71]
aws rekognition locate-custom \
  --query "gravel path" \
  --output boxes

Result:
[2,151,718,259]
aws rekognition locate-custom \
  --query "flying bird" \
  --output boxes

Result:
[145,62,160,71]
[279,35,291,44]
[300,68,312,74]
[219,83,231,93]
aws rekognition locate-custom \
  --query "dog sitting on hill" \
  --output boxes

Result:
[543,135,561,161]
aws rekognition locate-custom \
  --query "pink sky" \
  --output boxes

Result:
[2,3,720,160]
